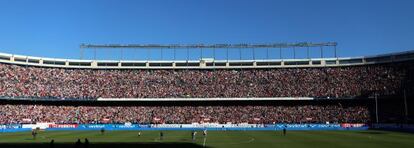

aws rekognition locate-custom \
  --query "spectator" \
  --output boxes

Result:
[0,104,370,124]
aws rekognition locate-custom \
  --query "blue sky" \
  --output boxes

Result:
[0,0,413,60]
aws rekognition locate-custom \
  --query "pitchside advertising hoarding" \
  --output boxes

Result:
[0,123,369,132]
[340,123,367,128]
[0,124,21,129]
[49,124,78,128]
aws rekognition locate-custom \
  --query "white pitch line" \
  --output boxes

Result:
[246,137,255,143]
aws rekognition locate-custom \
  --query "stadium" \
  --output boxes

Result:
[0,42,413,148]
[1,0,414,148]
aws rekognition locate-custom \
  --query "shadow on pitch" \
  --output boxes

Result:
[356,131,387,135]
[0,142,211,148]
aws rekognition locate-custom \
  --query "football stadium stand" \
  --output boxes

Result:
[0,50,412,126]
[0,50,413,100]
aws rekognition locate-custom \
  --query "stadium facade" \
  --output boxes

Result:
[0,49,413,69]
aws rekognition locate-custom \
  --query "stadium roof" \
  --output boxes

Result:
[80,42,337,49]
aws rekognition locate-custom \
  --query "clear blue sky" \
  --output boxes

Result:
[0,0,413,60]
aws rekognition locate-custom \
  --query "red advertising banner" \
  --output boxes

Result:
[49,124,79,128]
[340,123,366,128]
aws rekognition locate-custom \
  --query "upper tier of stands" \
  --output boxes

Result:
[0,60,411,100]
[0,50,412,100]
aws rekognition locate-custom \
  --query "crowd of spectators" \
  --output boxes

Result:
[0,62,407,99]
[0,104,370,124]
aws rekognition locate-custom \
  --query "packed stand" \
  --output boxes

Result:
[0,62,408,99]
[0,104,370,124]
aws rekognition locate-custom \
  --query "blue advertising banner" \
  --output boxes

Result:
[0,123,369,133]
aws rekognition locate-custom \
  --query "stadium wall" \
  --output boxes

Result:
[0,50,413,69]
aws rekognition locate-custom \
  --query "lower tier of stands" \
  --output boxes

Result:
[0,100,370,124]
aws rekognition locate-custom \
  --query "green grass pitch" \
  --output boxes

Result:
[0,130,413,148]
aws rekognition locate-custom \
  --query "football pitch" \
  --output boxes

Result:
[0,130,413,148]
